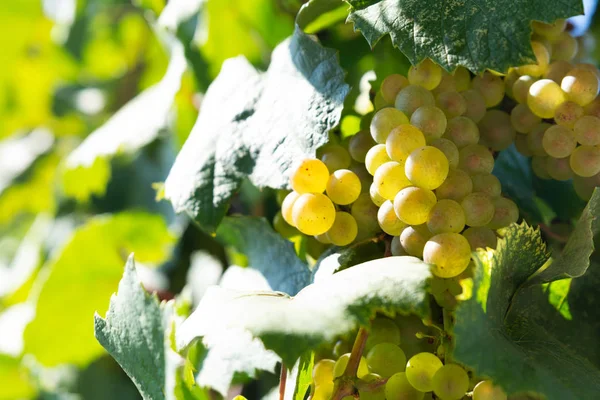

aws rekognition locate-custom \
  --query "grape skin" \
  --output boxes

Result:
[552,32,578,61]
[391,235,408,256]
[487,197,519,229]
[478,110,516,151]
[546,156,573,181]
[561,67,599,106]
[443,116,480,148]
[425,233,472,278]
[312,359,335,387]
[431,138,459,169]
[366,343,407,378]
[574,115,600,145]
[385,372,425,400]
[378,200,407,236]
[472,381,507,400]
[394,186,438,225]
[435,169,473,202]
[410,106,448,141]
[370,183,387,207]
[527,123,551,156]
[528,79,567,119]
[436,91,467,118]
[333,353,370,379]
[408,59,442,90]
[427,199,466,234]
[374,161,412,200]
[461,89,487,122]
[432,364,469,400]
[511,103,541,134]
[400,225,432,258]
[326,212,358,246]
[290,158,330,194]
[553,100,584,128]
[370,107,410,143]
[512,75,535,104]
[471,174,502,198]
[462,227,498,250]
[326,169,362,205]
[570,145,600,177]
[405,146,450,190]
[458,144,495,175]
[349,130,376,162]
[320,144,351,173]
[531,155,552,180]
[461,192,496,227]
[405,352,443,392]
[312,382,334,400]
[273,211,299,238]
[352,193,382,239]
[292,193,336,235]
[395,85,436,117]
[366,144,392,175]
[542,125,577,158]
[366,317,401,350]
[545,60,574,84]
[515,41,550,77]
[381,74,409,104]
[386,124,427,163]
[533,19,566,39]
[471,72,505,108]
[281,191,301,226]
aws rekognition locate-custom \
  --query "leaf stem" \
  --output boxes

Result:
[279,363,287,400]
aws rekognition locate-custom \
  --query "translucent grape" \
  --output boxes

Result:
[281,191,301,226]
[312,382,334,400]
[512,75,535,104]
[367,343,407,378]
[326,212,358,246]
[405,352,443,392]
[574,115,600,145]
[370,183,386,207]
[425,233,472,278]
[478,110,516,151]
[394,186,437,225]
[408,58,443,90]
[570,145,600,177]
[366,317,401,350]
[378,200,407,236]
[326,169,362,205]
[410,106,448,141]
[561,67,599,106]
[391,235,408,256]
[515,41,550,77]
[554,100,584,128]
[427,199,466,234]
[370,107,410,143]
[471,174,502,198]
[436,91,467,118]
[292,193,336,235]
[527,123,551,156]
[453,66,471,91]
[542,125,576,158]
[545,60,574,83]
[273,211,299,238]
[532,156,551,180]
[434,71,457,95]
[385,373,425,400]
[395,85,436,117]
[461,192,495,227]
[443,116,480,148]
[430,138,459,169]
[312,359,335,387]
[374,161,412,200]
[552,32,578,61]
[462,227,498,250]
[333,353,370,379]
[546,156,573,181]
[320,144,351,172]
[400,225,432,258]
[290,158,330,194]
[528,79,566,118]
[381,74,409,104]
[351,193,382,238]
[458,144,495,175]
[515,133,534,157]
[435,169,473,201]
[386,124,427,163]
[472,72,505,108]
[432,364,469,400]
[405,146,450,190]
[472,380,508,400]
[487,197,519,229]
[532,19,566,39]
[349,130,376,162]
[510,103,541,134]
[461,89,487,122]
[366,144,392,175]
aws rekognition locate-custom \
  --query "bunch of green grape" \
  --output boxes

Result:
[310,316,507,400]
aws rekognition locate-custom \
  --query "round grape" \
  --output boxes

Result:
[320,144,351,172]
[408,58,442,90]
[532,19,566,39]
[542,125,576,158]
[453,66,471,91]
[312,359,335,387]
[528,79,566,118]
[394,186,437,225]
[443,116,480,148]
[461,89,487,122]
[425,233,472,278]
[570,145,600,177]
[273,211,299,238]
[487,197,519,229]
[292,193,336,235]
[436,91,467,118]
[552,32,578,61]
[574,115,600,145]
[405,146,450,190]
[472,380,507,400]
[391,235,408,256]
[511,103,541,134]
[432,364,469,400]
[527,123,551,156]
[281,191,301,226]
[326,169,362,205]
[573,173,600,200]
[312,382,334,400]
[430,138,459,169]
[370,107,410,143]
[410,106,448,141]
[366,144,392,175]
[290,158,330,194]
[478,110,516,151]
[472,72,505,108]
[333,353,370,379]
[358,373,387,400]
[374,161,412,200]
[546,156,573,181]
[367,343,407,378]
[386,124,427,163]
[515,133,534,157]
[400,225,432,258]
[458,144,495,175]
[436,169,473,201]
[554,100,584,128]
[512,75,535,104]
[366,317,401,350]
[349,130,376,162]
[326,211,358,246]
[370,183,386,207]
[561,67,599,106]
[385,373,425,400]
[462,227,498,250]
[427,199,466,234]
[378,200,407,236]
[395,85,436,117]
[471,174,501,198]
[405,352,443,392]
[461,192,495,227]
[381,74,409,104]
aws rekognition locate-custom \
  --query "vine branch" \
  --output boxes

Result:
[331,327,369,400]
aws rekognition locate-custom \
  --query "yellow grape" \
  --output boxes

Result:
[370,107,410,143]
[511,103,541,134]
[461,192,495,227]
[461,89,487,122]
[386,124,427,163]
[553,101,584,128]
[478,110,516,151]
[561,67,599,106]
[290,158,330,194]
[381,74,409,104]
[472,380,507,400]
[443,116,480,148]
[370,182,387,207]
[552,32,579,61]
[528,79,566,118]
[405,146,450,190]
[545,60,574,83]
[458,144,495,175]
[546,156,573,181]
[471,72,505,108]
[532,19,566,39]
[436,91,467,118]
[292,193,336,235]
[408,58,442,90]
[570,145,600,177]
[395,85,435,117]
[503,69,520,99]
[326,169,362,205]
[281,191,301,226]
[575,115,600,145]
[542,125,576,158]
[385,372,425,400]
[425,233,472,278]
[487,197,519,229]
[326,211,358,246]
[312,382,334,400]
[400,225,432,258]
[394,186,437,225]
[366,144,392,175]
[462,227,498,251]
[374,161,412,200]
[333,353,370,379]
[427,199,466,234]
[405,352,443,392]
[435,169,473,202]
[430,138,459,169]
[471,174,501,198]
[527,123,551,156]
[515,41,550,77]
[312,359,335,386]
[377,200,407,236]
[374,91,390,110]
[433,71,457,94]
[453,66,471,91]
[585,97,600,118]
[432,364,469,400]
[512,75,535,104]
[410,106,447,141]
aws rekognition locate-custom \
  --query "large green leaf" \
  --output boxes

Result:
[453,222,600,399]
[164,28,350,232]
[177,256,431,367]
[347,0,583,73]
[23,212,174,367]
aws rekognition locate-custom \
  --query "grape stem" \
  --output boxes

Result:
[331,327,369,400]
[279,363,287,400]
[355,377,389,392]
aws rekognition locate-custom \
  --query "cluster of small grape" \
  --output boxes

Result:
[310,317,507,400]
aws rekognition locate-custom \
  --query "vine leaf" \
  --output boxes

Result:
[164,27,349,232]
[346,0,583,73]
[177,256,431,367]
[453,222,600,399]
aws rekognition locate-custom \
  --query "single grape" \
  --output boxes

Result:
[554,100,584,128]
[570,145,600,177]
[358,373,387,400]
[366,144,392,175]
[405,352,443,392]
[394,186,437,225]
[511,103,541,134]
[374,161,412,200]
[546,156,573,181]
[312,382,334,400]
[545,60,574,83]
[408,58,443,90]
[395,85,436,117]
[472,72,505,108]
[434,71,457,94]
[515,133,534,157]
[531,156,551,180]
[333,353,370,379]
[410,106,448,141]
[370,107,410,143]
[400,225,432,257]
[561,66,599,106]
[370,183,387,207]
[290,158,330,194]
[281,191,301,226]
[462,227,498,250]
[366,317,401,350]
[366,343,407,378]
[503,69,520,99]
[349,130,376,162]
[542,125,577,158]
[427,199,466,234]
[487,197,519,229]
[471,174,501,198]
[425,233,472,278]
[391,235,408,256]
[552,32,578,61]
[312,359,335,386]
[381,74,409,104]
[273,211,299,238]
[352,193,382,239]
[515,41,550,77]
[458,144,495,175]
[472,381,508,400]
[478,110,516,151]
[453,66,471,91]
[405,146,450,190]
[527,123,551,156]
[326,211,358,246]
[320,144,351,172]
[461,192,495,227]
[386,124,427,163]
[528,79,566,118]
[385,372,425,400]
[461,89,487,122]
[378,200,407,236]
[436,91,467,118]
[512,75,535,104]
[430,138,459,169]
[443,116,480,148]
[435,169,473,201]
[532,19,566,39]
[292,193,336,235]
[326,169,362,205]
[574,115,600,145]
[432,364,469,400]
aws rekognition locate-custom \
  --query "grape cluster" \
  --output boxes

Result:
[310,316,507,400]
